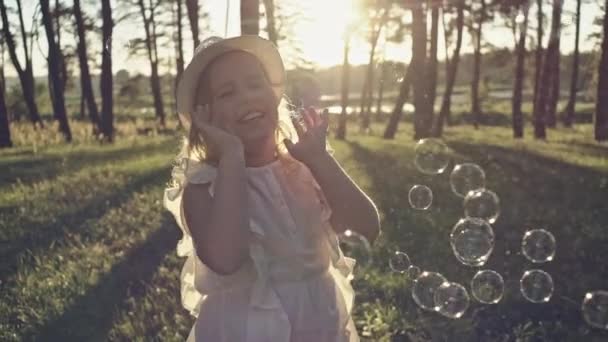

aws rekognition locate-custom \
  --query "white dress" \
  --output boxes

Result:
[163,153,360,342]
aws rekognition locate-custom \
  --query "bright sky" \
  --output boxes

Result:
[1,0,602,77]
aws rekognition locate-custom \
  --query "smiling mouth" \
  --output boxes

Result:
[239,111,264,123]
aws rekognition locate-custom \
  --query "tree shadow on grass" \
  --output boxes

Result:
[0,167,169,282]
[0,138,175,191]
[27,212,180,341]
[345,139,608,340]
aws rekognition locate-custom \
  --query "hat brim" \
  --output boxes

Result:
[176,35,285,130]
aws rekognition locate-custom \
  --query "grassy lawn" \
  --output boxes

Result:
[1,118,607,341]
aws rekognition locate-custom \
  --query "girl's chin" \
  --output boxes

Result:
[240,130,276,150]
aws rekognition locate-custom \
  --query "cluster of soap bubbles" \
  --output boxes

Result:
[519,228,556,303]
[336,137,608,329]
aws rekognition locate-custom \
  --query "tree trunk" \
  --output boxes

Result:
[175,0,185,85]
[359,24,382,133]
[471,0,486,129]
[138,0,166,126]
[41,0,71,142]
[595,0,608,141]
[150,0,165,125]
[185,0,199,49]
[241,0,259,35]
[383,66,411,139]
[512,4,529,139]
[79,94,86,119]
[54,0,66,95]
[411,4,429,140]
[374,60,387,121]
[101,0,114,142]
[427,5,439,121]
[74,0,101,134]
[262,0,278,45]
[540,0,562,128]
[532,0,544,137]
[433,0,464,137]
[564,0,581,127]
[0,65,10,147]
[336,36,351,140]
[0,0,43,127]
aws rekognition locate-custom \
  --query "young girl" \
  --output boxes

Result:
[164,35,380,342]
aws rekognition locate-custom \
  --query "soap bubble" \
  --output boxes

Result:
[450,163,486,197]
[450,218,495,267]
[521,229,556,263]
[582,290,608,330]
[471,270,504,304]
[414,138,450,175]
[520,269,554,303]
[434,282,470,319]
[408,265,422,279]
[338,230,372,268]
[464,189,500,224]
[412,271,447,311]
[408,185,433,210]
[388,251,411,273]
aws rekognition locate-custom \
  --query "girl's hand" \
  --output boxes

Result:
[284,107,330,165]
[192,105,244,161]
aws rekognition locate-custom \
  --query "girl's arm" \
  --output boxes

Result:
[307,151,381,244]
[182,149,250,275]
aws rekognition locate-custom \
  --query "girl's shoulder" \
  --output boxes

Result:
[171,158,218,187]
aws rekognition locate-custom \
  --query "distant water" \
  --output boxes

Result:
[324,103,415,115]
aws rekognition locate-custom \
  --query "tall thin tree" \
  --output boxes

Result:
[185,0,199,49]
[512,2,530,138]
[100,0,114,141]
[175,0,184,85]
[433,0,464,137]
[383,65,411,139]
[0,0,42,127]
[138,0,166,126]
[0,33,10,147]
[359,1,388,133]
[262,0,278,45]
[426,2,439,121]
[411,2,431,139]
[471,0,487,129]
[241,0,259,35]
[40,0,71,142]
[595,0,608,141]
[564,0,582,127]
[336,32,352,140]
[537,0,562,131]
[532,0,544,138]
[73,0,101,133]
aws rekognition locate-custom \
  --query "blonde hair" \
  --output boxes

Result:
[184,97,298,164]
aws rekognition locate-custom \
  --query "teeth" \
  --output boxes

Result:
[241,111,263,122]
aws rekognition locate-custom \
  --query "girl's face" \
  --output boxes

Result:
[198,51,279,151]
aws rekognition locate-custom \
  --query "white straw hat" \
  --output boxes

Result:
[175,35,285,131]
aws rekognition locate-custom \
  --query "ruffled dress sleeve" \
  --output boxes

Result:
[162,159,226,317]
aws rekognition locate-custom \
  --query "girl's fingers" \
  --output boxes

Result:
[302,107,314,130]
[309,107,322,126]
[291,116,305,139]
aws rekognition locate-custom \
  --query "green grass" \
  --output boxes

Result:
[1,118,607,341]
